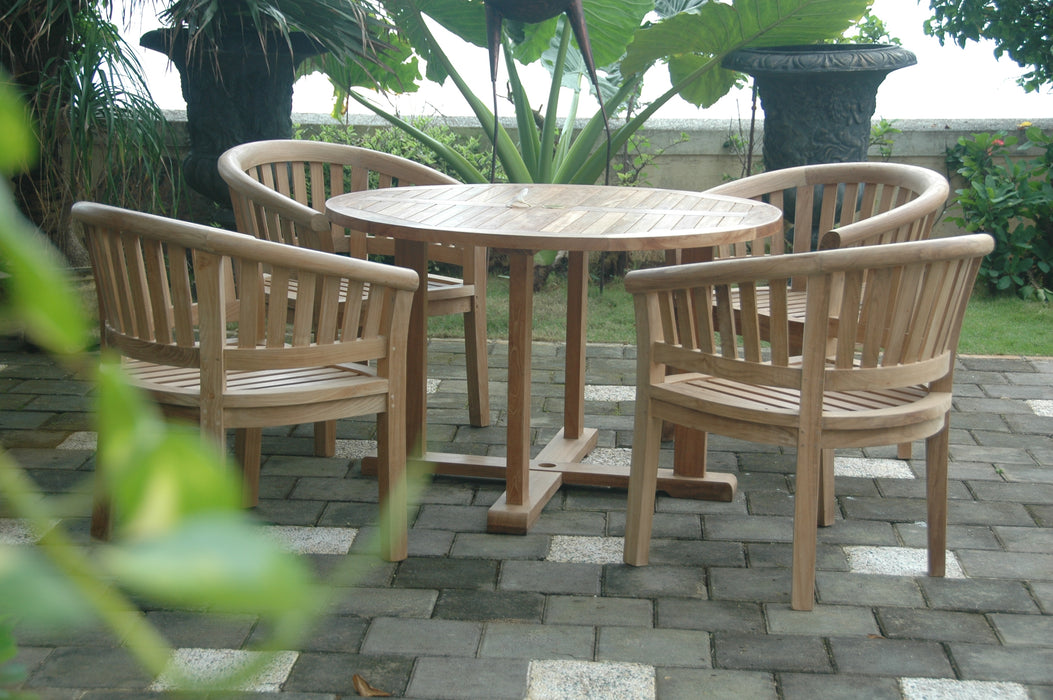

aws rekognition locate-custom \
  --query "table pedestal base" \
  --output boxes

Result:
[362,447,738,535]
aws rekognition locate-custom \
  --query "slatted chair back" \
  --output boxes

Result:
[220,139,465,265]
[707,162,949,290]
[75,201,419,560]
[624,234,993,610]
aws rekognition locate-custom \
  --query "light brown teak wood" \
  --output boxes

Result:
[327,183,783,534]
[74,202,419,561]
[218,140,491,448]
[706,162,950,463]
[622,234,993,610]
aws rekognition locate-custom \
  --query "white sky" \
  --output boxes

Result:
[125,0,1053,122]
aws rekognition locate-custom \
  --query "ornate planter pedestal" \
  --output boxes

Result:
[141,28,323,207]
[723,44,916,172]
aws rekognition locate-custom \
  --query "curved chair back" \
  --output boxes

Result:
[707,162,949,280]
[219,139,460,261]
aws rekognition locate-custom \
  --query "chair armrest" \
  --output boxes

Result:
[819,178,949,250]
[218,156,331,236]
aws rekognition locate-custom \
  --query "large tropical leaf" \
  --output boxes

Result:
[379,0,482,84]
[394,0,652,81]
[623,0,871,106]
[301,21,420,95]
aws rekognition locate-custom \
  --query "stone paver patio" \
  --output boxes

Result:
[1,335,1051,698]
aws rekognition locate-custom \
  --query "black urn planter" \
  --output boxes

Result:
[141,27,324,207]
[722,44,916,172]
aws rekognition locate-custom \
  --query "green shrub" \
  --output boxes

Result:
[296,117,503,182]
[946,127,1052,301]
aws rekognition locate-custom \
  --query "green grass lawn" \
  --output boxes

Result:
[429,273,1053,357]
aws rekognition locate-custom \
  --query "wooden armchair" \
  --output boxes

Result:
[623,234,993,610]
[698,162,950,461]
[74,202,418,561]
[218,140,491,443]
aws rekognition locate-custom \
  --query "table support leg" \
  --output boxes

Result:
[396,239,429,458]
[486,251,566,534]
[505,251,534,506]
[565,251,588,440]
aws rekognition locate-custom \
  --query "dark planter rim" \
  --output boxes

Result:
[140,26,324,62]
[722,43,917,76]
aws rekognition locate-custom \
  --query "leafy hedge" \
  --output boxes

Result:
[946,127,1052,301]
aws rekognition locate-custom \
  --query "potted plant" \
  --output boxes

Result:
[139,0,405,208]
[722,43,916,171]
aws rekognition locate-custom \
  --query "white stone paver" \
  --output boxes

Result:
[57,431,97,450]
[547,535,625,564]
[334,439,376,460]
[0,518,57,545]
[264,525,357,555]
[835,457,915,479]
[900,677,1029,700]
[1027,399,1053,417]
[583,385,636,402]
[845,546,965,578]
[527,660,654,700]
[583,447,632,467]
[426,378,441,394]
[149,648,298,692]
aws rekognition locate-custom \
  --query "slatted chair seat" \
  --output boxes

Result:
[623,234,993,610]
[123,359,387,409]
[219,140,491,449]
[74,202,418,561]
[654,372,938,431]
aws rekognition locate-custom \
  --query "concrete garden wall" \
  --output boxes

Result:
[169,111,1052,238]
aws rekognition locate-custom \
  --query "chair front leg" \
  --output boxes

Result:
[791,441,822,611]
[925,423,950,577]
[624,407,664,567]
[377,403,408,562]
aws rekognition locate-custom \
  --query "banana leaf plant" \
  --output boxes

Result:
[327,0,873,186]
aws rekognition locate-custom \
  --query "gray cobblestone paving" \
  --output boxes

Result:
[1,338,1050,697]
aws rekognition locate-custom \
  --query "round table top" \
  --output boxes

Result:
[326,183,783,253]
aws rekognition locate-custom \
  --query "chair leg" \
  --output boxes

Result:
[314,420,336,458]
[897,441,913,460]
[624,408,663,566]
[817,448,836,527]
[90,472,112,540]
[791,442,822,611]
[235,428,263,507]
[463,298,490,428]
[377,406,408,562]
[925,424,950,577]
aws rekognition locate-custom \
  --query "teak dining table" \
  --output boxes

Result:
[327,183,783,534]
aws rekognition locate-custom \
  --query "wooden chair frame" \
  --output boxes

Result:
[218,139,491,442]
[75,202,419,561]
[623,234,993,610]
